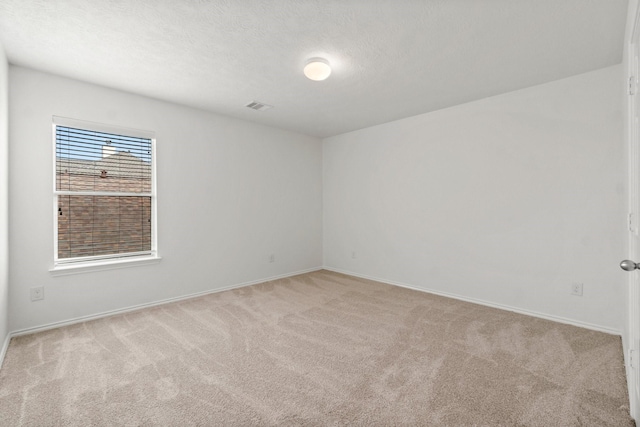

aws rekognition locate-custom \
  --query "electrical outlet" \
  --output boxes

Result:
[30,286,44,301]
[269,254,275,263]
[571,283,583,296]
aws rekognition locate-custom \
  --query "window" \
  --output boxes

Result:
[52,117,157,271]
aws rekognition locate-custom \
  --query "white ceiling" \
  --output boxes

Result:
[0,0,629,138]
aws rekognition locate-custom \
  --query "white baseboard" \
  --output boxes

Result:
[0,331,10,369]
[3,265,619,369]
[323,266,621,336]
[9,266,323,339]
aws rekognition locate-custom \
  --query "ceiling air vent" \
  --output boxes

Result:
[245,101,273,112]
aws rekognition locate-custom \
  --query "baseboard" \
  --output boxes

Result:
[0,331,10,370]
[10,266,323,338]
[323,266,621,336]
[6,264,620,358]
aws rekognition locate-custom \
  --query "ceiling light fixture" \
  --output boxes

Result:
[304,57,331,81]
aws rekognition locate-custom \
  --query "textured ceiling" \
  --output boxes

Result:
[0,0,629,138]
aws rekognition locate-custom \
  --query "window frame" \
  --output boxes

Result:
[50,116,159,275]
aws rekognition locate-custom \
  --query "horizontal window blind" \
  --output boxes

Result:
[56,126,152,193]
[55,125,154,262]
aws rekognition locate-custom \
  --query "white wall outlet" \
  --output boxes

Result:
[571,283,583,296]
[30,286,44,301]
[269,254,275,263]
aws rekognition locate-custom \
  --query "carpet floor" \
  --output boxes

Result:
[0,270,634,426]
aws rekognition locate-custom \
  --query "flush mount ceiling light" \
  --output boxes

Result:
[304,57,331,81]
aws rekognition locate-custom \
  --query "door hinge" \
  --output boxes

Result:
[631,349,636,369]
[631,76,637,96]
[630,212,636,233]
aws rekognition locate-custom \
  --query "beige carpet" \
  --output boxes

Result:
[0,270,634,426]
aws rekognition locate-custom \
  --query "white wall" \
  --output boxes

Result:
[6,62,626,333]
[323,65,625,332]
[0,42,9,357]
[8,66,323,332]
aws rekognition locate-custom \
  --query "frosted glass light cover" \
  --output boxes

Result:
[304,58,331,81]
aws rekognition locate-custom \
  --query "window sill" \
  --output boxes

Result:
[49,255,162,277]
